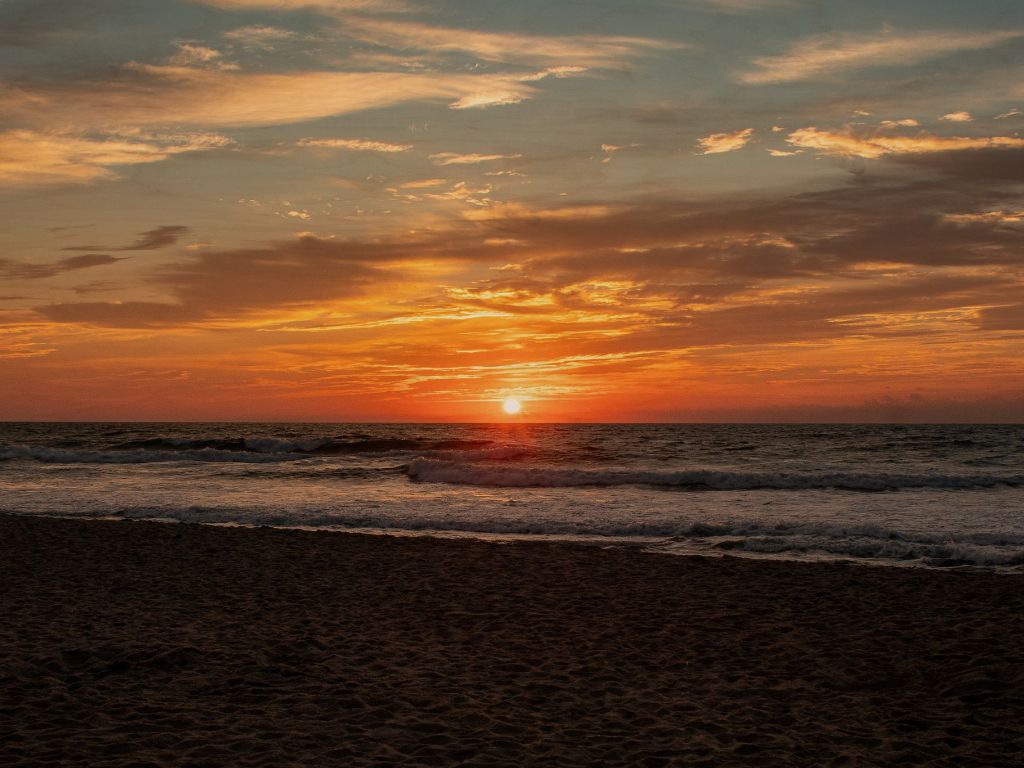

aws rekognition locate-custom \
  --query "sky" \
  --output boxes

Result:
[1,0,1023,422]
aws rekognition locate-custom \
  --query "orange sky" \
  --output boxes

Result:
[1,0,1023,421]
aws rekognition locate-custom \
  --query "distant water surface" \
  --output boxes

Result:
[2,423,1022,569]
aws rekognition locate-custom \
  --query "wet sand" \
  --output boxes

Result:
[2,515,1023,767]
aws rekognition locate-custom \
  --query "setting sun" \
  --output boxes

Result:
[502,397,523,415]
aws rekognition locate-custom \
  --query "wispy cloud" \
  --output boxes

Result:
[519,66,590,81]
[398,179,445,189]
[425,181,493,207]
[448,91,530,110]
[222,25,300,50]
[940,111,973,122]
[1,254,124,280]
[739,29,1024,84]
[685,0,803,13]
[61,226,191,253]
[339,18,681,68]
[943,209,1024,226]
[0,130,231,186]
[297,138,412,152]
[786,127,1024,158]
[430,152,522,166]
[168,42,231,68]
[600,143,641,163]
[188,0,412,12]
[3,66,555,131]
[35,234,415,327]
[697,128,754,154]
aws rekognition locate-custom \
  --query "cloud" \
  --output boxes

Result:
[786,127,1024,159]
[297,138,412,152]
[339,18,680,68]
[697,128,754,154]
[448,91,528,110]
[739,29,1024,84]
[423,182,494,207]
[187,0,411,12]
[600,143,641,163]
[519,66,590,82]
[1,19,673,138]
[29,169,1024,403]
[940,111,973,122]
[0,130,231,186]
[429,152,522,166]
[0,0,127,47]
[466,177,1024,282]
[880,119,919,127]
[222,25,300,49]
[1,254,123,280]
[684,0,803,12]
[892,148,1024,181]
[3,66,545,130]
[35,234,413,326]
[168,42,229,68]
[943,210,1023,226]
[398,178,445,189]
[37,301,203,327]
[995,109,1022,120]
[62,226,191,252]
[977,303,1024,330]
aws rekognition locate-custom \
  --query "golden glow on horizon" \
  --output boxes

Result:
[1,2,1023,423]
[502,396,523,415]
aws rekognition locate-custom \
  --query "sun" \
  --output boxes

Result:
[502,396,522,415]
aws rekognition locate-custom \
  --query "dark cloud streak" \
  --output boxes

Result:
[893,148,1024,181]
[62,225,191,252]
[1,253,123,280]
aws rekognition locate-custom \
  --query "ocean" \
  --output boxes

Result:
[2,422,1022,569]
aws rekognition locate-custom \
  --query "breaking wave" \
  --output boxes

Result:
[403,458,1024,492]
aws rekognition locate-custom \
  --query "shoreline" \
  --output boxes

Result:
[4,510,1019,574]
[3,514,1024,766]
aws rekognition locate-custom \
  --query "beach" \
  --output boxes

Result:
[2,515,1023,767]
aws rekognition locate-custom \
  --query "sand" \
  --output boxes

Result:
[2,515,1023,767]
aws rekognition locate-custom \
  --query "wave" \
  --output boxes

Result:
[0,440,527,466]
[660,521,1024,568]
[403,458,1024,492]
[0,445,304,465]
[402,445,530,462]
[17,506,1021,568]
[111,436,496,455]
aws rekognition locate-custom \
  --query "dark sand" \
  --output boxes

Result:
[2,516,1023,767]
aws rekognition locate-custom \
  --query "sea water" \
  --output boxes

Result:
[2,423,1022,569]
